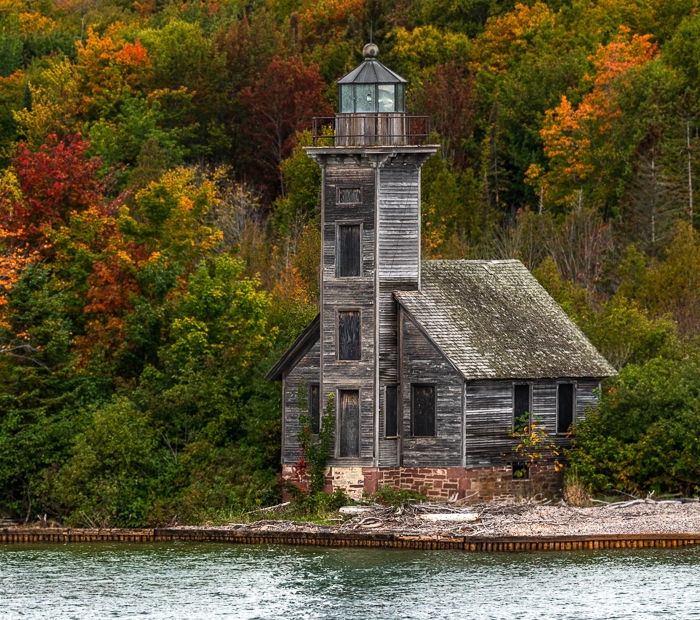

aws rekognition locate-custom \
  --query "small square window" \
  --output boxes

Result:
[512,463,529,480]
[338,188,361,204]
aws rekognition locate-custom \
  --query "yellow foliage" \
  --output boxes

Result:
[18,12,56,34]
[389,26,470,83]
[473,2,556,72]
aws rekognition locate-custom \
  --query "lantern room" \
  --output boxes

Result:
[315,43,428,147]
[337,43,407,114]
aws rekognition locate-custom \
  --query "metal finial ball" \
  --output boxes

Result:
[363,43,379,59]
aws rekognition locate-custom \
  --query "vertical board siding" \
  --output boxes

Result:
[377,157,423,467]
[283,340,321,463]
[400,313,463,467]
[378,162,420,281]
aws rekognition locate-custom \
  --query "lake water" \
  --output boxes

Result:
[1,543,699,619]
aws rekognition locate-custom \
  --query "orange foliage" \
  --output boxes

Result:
[297,0,364,46]
[537,29,658,202]
[74,29,152,114]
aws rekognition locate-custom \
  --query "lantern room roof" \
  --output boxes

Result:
[337,44,408,85]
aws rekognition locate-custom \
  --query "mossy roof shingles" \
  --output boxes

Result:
[394,259,616,380]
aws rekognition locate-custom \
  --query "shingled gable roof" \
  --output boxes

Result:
[265,314,319,381]
[394,260,616,380]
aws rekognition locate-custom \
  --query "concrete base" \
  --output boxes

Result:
[281,463,563,501]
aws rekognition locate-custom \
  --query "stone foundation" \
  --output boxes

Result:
[281,463,563,502]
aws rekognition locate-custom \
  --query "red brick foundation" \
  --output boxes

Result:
[281,463,563,502]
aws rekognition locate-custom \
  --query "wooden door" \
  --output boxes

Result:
[338,390,360,457]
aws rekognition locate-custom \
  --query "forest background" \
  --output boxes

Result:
[0,0,699,526]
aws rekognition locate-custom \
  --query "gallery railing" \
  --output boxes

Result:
[311,114,431,147]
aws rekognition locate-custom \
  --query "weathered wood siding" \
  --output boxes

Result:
[377,160,420,282]
[576,380,600,418]
[464,379,603,467]
[321,160,376,466]
[377,156,423,466]
[398,310,463,467]
[282,340,320,464]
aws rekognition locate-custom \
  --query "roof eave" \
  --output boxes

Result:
[265,314,320,381]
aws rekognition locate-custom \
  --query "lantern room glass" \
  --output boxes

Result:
[377,84,395,112]
[338,84,407,113]
[340,85,354,113]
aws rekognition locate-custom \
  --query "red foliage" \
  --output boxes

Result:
[8,134,104,243]
[414,61,477,169]
[240,56,331,190]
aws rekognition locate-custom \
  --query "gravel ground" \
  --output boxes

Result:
[207,500,700,538]
[464,502,700,537]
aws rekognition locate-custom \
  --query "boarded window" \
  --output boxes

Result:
[385,385,398,437]
[513,384,531,431]
[338,311,360,360]
[411,384,435,437]
[337,224,361,277]
[338,187,361,204]
[308,383,320,434]
[338,389,360,457]
[557,383,574,434]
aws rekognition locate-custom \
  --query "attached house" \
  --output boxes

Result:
[267,44,615,500]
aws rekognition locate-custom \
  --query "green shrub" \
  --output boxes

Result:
[568,353,700,496]
[368,485,427,507]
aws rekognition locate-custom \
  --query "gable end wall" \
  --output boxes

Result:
[282,340,320,464]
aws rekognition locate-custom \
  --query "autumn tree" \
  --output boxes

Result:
[5,134,104,243]
[536,29,660,216]
[240,56,331,192]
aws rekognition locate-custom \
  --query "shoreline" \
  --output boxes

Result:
[2,526,700,552]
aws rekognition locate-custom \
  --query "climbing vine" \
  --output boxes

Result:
[296,387,335,494]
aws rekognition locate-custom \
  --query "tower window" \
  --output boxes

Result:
[338,389,360,457]
[338,310,361,360]
[337,224,361,277]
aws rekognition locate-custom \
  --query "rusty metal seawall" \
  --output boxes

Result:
[2,528,700,552]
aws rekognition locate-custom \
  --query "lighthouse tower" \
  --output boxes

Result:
[305,44,437,467]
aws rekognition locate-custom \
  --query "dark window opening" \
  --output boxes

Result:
[338,187,361,204]
[308,383,320,434]
[337,224,361,277]
[411,384,435,437]
[385,385,398,437]
[512,463,529,480]
[557,383,575,434]
[338,389,360,457]
[513,384,531,431]
[338,311,361,360]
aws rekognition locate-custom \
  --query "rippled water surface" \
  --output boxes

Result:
[1,543,699,619]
